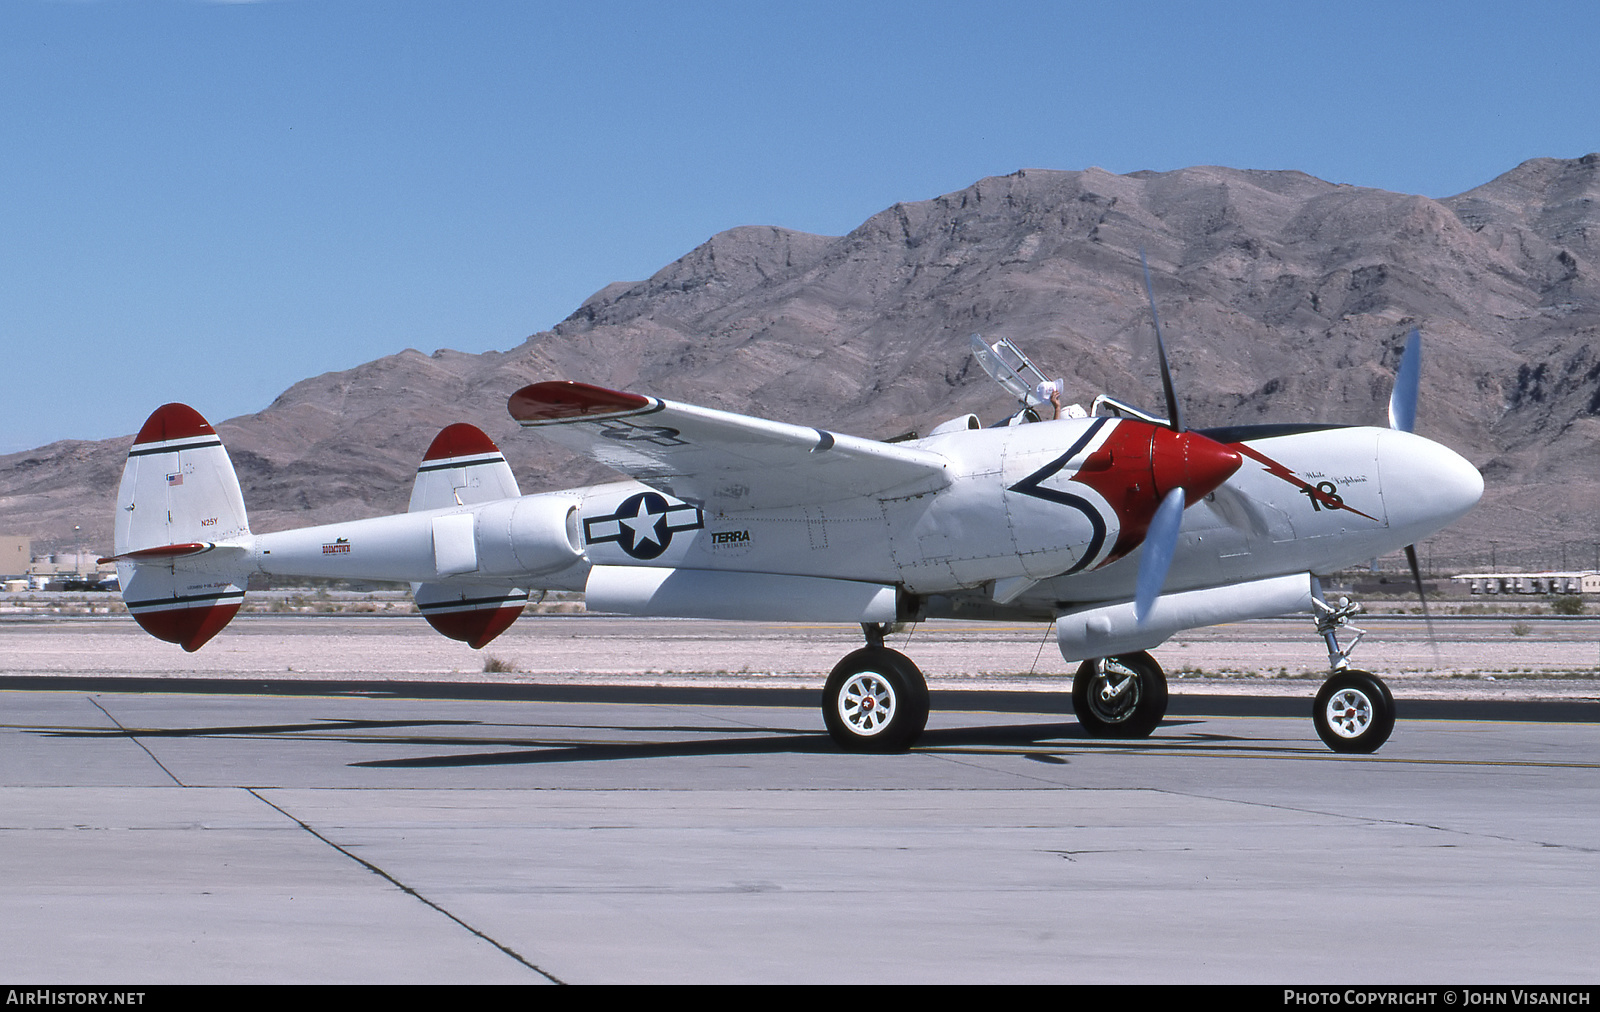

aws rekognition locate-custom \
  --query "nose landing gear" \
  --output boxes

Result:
[1310,586,1395,753]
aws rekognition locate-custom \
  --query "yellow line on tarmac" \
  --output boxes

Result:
[917,745,1600,769]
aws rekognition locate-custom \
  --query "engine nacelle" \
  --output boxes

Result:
[466,494,584,579]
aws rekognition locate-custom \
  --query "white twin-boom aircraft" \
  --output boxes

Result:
[105,329,1481,753]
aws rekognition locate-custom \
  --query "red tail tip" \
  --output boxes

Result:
[424,605,525,649]
[131,602,241,652]
[135,404,215,445]
[422,423,503,462]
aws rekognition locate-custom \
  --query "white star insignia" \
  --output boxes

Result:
[620,498,663,547]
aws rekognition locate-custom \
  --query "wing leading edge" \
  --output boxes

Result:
[509,381,950,509]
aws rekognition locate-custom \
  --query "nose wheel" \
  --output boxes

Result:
[1313,669,1395,753]
[1309,585,1397,752]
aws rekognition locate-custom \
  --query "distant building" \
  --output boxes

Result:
[1453,572,1594,595]
[8,546,119,590]
[0,536,29,579]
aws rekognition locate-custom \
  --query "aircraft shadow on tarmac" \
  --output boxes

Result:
[345,719,1292,769]
[37,716,1309,769]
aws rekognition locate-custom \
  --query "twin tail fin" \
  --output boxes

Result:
[107,404,252,651]
[409,423,531,649]
[111,410,537,653]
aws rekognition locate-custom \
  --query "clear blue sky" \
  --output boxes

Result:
[4,0,1596,452]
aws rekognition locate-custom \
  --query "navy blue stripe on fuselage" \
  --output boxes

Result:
[1007,417,1111,576]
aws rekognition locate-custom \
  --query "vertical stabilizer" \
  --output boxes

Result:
[409,422,520,511]
[111,404,252,651]
[409,423,530,649]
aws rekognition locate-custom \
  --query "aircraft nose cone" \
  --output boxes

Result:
[1151,429,1242,504]
[1378,429,1483,535]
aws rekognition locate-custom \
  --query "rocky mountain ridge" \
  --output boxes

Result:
[5,155,1597,569]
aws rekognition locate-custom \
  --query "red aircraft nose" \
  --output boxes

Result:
[1150,428,1242,505]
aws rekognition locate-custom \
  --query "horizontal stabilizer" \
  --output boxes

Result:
[99,542,213,564]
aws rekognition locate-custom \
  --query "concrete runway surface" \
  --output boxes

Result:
[2,615,1598,983]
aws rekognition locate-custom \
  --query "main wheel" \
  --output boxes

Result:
[822,647,929,752]
[1313,669,1395,753]
[1072,651,1168,738]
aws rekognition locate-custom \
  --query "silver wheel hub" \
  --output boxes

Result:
[1325,687,1373,738]
[1090,661,1141,723]
[838,672,897,736]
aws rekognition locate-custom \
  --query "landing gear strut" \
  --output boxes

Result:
[821,624,929,752]
[1072,650,1168,738]
[1310,583,1396,753]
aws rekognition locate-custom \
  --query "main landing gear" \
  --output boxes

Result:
[822,623,930,752]
[820,633,1177,750]
[1072,651,1169,738]
[823,591,1399,754]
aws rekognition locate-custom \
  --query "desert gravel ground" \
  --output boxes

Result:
[3,612,1597,700]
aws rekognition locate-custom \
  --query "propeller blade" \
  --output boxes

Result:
[1140,250,1183,432]
[1404,543,1441,662]
[1389,328,1421,432]
[1135,486,1188,624]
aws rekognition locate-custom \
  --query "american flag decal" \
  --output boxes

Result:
[166,472,184,486]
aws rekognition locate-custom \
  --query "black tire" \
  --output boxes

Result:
[1072,651,1168,738]
[1313,669,1395,753]
[822,647,929,752]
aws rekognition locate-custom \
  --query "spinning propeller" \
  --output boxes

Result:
[1132,252,1219,623]
[1387,329,1439,649]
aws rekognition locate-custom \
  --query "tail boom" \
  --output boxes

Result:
[112,409,584,652]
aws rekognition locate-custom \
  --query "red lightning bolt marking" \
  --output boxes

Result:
[1231,443,1380,523]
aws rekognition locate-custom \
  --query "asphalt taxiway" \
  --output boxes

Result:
[3,674,1598,984]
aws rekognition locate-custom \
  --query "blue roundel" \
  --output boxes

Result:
[582,492,705,561]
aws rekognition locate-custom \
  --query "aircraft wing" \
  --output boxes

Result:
[509,381,951,510]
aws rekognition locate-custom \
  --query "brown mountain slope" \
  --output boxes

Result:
[4,157,1597,569]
